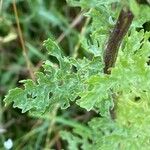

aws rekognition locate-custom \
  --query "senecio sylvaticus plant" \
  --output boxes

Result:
[4,0,150,149]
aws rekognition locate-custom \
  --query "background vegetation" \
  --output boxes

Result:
[0,0,150,150]
[0,0,86,149]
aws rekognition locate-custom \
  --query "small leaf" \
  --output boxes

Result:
[129,0,140,16]
[43,38,62,59]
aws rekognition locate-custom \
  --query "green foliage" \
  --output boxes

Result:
[4,38,103,114]
[0,0,81,149]
[67,0,119,8]
[73,29,150,149]
[3,0,150,149]
[130,2,150,27]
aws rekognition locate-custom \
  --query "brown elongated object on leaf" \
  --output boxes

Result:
[104,8,134,119]
[104,8,134,74]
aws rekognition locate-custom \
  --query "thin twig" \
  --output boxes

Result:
[57,11,85,43]
[73,13,91,58]
[12,0,35,80]
[48,132,61,149]
[44,104,59,149]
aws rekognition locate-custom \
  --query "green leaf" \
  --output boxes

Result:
[67,0,119,8]
[132,5,150,27]
[129,0,140,16]
[4,38,103,114]
[43,38,62,59]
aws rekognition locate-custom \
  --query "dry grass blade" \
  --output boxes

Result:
[57,11,85,43]
[12,0,35,80]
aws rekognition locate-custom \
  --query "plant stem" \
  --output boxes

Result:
[103,8,134,74]
[103,8,134,119]
[12,0,35,80]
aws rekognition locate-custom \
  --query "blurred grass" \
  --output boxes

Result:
[0,0,87,149]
